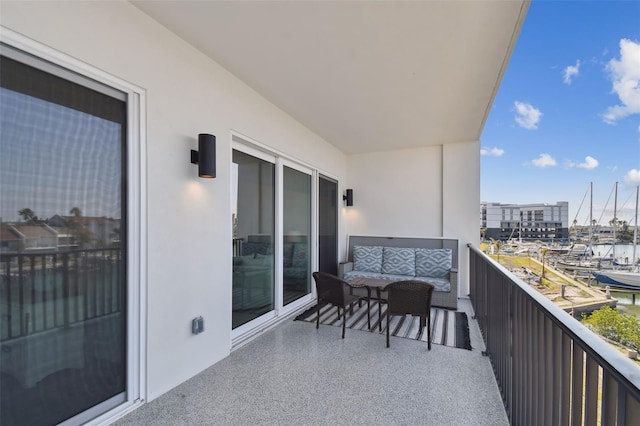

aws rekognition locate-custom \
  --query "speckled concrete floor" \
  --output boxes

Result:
[112,299,507,426]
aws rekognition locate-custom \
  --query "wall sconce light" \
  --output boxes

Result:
[190,133,216,178]
[343,189,353,206]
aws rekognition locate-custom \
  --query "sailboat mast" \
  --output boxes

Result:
[589,182,593,251]
[613,181,618,261]
[633,185,638,269]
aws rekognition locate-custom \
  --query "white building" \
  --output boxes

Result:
[481,201,570,242]
[0,2,529,425]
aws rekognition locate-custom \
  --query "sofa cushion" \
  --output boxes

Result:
[382,247,415,275]
[242,242,272,256]
[343,271,405,283]
[411,276,451,292]
[342,272,451,293]
[282,243,295,267]
[415,248,452,278]
[353,245,383,273]
[292,243,308,268]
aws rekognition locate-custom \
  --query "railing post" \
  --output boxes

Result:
[62,251,70,327]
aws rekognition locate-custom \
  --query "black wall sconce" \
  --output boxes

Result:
[191,133,216,178]
[343,189,353,206]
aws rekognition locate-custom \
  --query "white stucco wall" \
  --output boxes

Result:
[1,1,347,403]
[443,141,481,297]
[345,142,479,296]
[345,147,443,240]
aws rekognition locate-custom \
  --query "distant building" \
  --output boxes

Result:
[0,216,120,252]
[481,201,569,242]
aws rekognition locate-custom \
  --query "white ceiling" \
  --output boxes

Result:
[132,1,529,155]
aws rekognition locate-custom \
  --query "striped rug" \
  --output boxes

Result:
[294,301,471,350]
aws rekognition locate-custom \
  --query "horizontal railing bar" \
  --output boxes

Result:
[1,248,122,343]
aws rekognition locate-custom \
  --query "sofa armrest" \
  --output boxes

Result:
[338,262,353,278]
[449,268,458,297]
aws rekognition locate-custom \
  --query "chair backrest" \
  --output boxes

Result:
[312,272,349,305]
[386,280,434,316]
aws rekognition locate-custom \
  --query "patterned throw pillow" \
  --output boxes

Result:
[282,243,295,267]
[292,243,308,268]
[415,248,452,278]
[353,245,383,273]
[382,247,415,275]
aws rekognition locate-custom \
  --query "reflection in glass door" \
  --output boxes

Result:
[231,150,275,329]
[0,50,127,424]
[318,176,338,275]
[282,166,311,305]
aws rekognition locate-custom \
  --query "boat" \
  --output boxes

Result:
[592,185,640,290]
[592,270,640,289]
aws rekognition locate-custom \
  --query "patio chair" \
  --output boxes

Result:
[312,272,365,339]
[385,280,435,349]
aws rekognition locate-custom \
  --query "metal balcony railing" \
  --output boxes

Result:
[1,248,123,342]
[469,244,640,425]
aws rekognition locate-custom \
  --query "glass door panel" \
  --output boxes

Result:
[0,51,127,425]
[318,176,338,275]
[231,150,275,329]
[282,166,312,306]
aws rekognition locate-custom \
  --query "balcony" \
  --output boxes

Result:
[4,246,640,425]
[112,297,508,426]
[112,247,640,425]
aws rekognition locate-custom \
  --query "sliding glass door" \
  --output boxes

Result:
[1,46,128,425]
[282,165,312,306]
[318,176,338,275]
[231,141,316,336]
[231,149,275,329]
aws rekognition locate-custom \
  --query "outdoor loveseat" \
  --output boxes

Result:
[338,236,458,309]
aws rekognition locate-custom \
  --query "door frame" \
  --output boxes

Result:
[0,27,147,425]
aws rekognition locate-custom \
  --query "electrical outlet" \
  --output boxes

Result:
[192,316,204,335]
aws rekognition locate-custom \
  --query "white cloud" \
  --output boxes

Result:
[514,101,542,129]
[531,153,557,168]
[563,60,580,85]
[602,39,640,124]
[576,156,599,170]
[480,147,504,157]
[624,169,640,187]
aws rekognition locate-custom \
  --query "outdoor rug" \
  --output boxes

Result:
[294,301,472,350]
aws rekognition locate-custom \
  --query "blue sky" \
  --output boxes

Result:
[481,0,640,227]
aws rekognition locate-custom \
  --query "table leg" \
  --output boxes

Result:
[367,287,371,329]
[377,288,382,331]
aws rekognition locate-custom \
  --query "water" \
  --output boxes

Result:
[592,243,638,264]
[611,291,640,306]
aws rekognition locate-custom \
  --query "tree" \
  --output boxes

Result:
[583,306,640,352]
[495,240,503,262]
[67,206,92,248]
[18,208,37,223]
[540,247,549,279]
[618,222,634,243]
